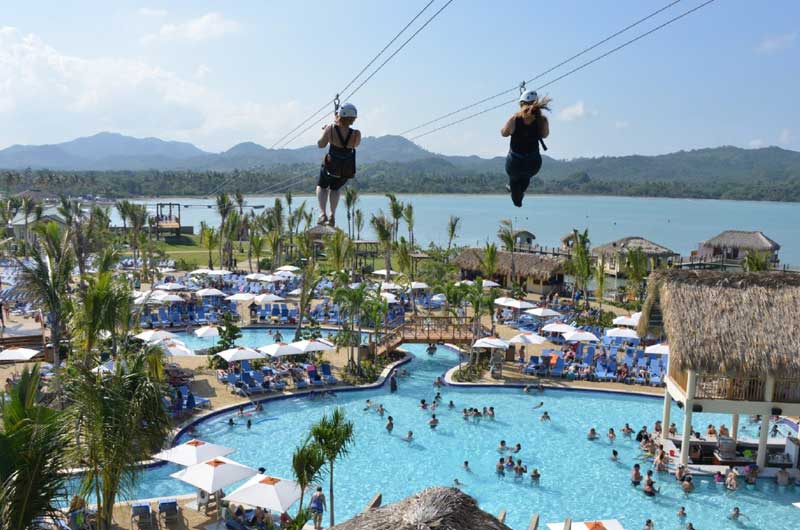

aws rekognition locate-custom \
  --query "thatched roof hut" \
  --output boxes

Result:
[593,236,678,258]
[700,230,780,252]
[638,270,800,377]
[306,224,338,240]
[330,487,512,530]
[453,248,564,281]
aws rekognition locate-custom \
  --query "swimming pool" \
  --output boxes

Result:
[84,344,799,529]
[174,326,352,352]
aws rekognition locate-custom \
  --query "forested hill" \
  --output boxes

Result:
[1,132,800,201]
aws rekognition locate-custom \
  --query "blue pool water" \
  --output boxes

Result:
[81,344,799,529]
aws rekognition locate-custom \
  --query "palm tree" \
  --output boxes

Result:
[291,441,325,517]
[18,222,74,366]
[199,222,219,269]
[497,219,516,282]
[354,209,364,240]
[465,279,492,364]
[250,232,265,272]
[216,193,233,266]
[385,193,403,243]
[310,408,354,528]
[343,188,359,238]
[446,215,460,258]
[0,365,67,530]
[20,196,37,253]
[332,282,368,372]
[223,211,240,269]
[370,212,393,276]
[478,242,499,281]
[623,248,648,305]
[743,250,771,272]
[395,237,416,317]
[266,229,282,269]
[294,260,321,341]
[67,354,171,530]
[324,231,353,280]
[566,229,593,308]
[363,290,389,357]
[593,258,607,316]
[402,203,415,248]
[128,204,148,274]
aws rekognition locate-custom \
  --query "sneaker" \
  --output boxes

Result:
[317,213,328,225]
[327,216,336,227]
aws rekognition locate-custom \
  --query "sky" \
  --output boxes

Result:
[0,0,798,159]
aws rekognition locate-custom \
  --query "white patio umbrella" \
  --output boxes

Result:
[290,338,335,354]
[196,288,226,297]
[134,329,176,342]
[563,330,600,343]
[431,293,446,302]
[410,281,429,290]
[497,298,535,310]
[380,292,399,304]
[216,346,264,363]
[455,280,474,286]
[258,342,303,358]
[482,280,501,288]
[287,288,302,297]
[254,293,285,304]
[154,282,185,291]
[153,439,235,467]
[224,474,301,513]
[645,343,670,355]
[170,457,257,494]
[155,293,185,303]
[472,337,510,349]
[156,339,195,357]
[380,282,402,291]
[207,269,231,276]
[274,271,295,279]
[188,268,214,276]
[0,347,40,361]
[225,293,255,302]
[371,269,399,277]
[245,273,271,281]
[194,325,220,339]
[612,315,638,327]
[525,307,562,318]
[541,322,576,334]
[275,265,300,272]
[91,360,116,374]
[264,274,285,282]
[606,327,639,339]
[509,333,547,345]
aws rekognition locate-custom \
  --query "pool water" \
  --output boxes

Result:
[82,344,799,529]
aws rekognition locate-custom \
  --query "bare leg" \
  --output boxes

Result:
[316,186,329,224]
[328,189,341,226]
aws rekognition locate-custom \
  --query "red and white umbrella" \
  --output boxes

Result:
[563,330,599,343]
[258,342,303,358]
[216,346,264,363]
[509,333,547,345]
[194,325,220,339]
[473,337,510,350]
[170,457,256,493]
[154,439,235,467]
[224,474,301,512]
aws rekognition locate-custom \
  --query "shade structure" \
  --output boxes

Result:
[154,439,235,467]
[225,293,255,302]
[380,282,402,291]
[525,307,562,318]
[134,329,176,342]
[258,342,303,358]
[245,273,271,281]
[380,292,399,304]
[194,325,220,339]
[287,288,301,296]
[290,338,335,353]
[473,337,510,350]
[645,343,670,355]
[188,268,214,276]
[274,271,295,279]
[563,330,599,343]
[91,360,116,374]
[0,347,40,361]
[224,474,301,512]
[509,333,547,345]
[196,288,226,297]
[494,297,534,310]
[216,346,264,363]
[431,294,446,302]
[206,269,231,276]
[612,315,638,327]
[371,269,399,277]
[605,327,639,339]
[154,282,186,291]
[263,274,285,282]
[155,293,185,303]
[410,281,429,290]
[541,322,576,334]
[170,456,257,494]
[482,280,501,288]
[275,265,300,272]
[156,339,195,357]
[254,293,285,305]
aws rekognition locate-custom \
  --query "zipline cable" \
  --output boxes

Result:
[398,0,683,137]
[410,0,716,141]
[277,0,456,149]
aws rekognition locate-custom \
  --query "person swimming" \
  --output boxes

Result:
[496,457,506,476]
[622,423,634,437]
[434,392,442,402]
[587,427,599,440]
[611,449,619,462]
[254,402,264,412]
[643,470,659,497]
[403,431,413,442]
[530,468,541,482]
[237,405,245,417]
[448,400,455,409]
[463,461,471,472]
[505,456,515,470]
[363,399,373,411]
[488,406,496,419]
[420,399,428,410]
[682,475,695,493]
[729,506,743,520]
[228,417,235,427]
[429,414,439,429]
[533,401,544,409]
[247,419,252,429]
[376,404,385,417]
[677,506,687,518]
[462,408,469,420]
[431,401,438,412]
[426,344,437,355]
[385,416,394,433]
[497,440,508,452]
[512,443,522,454]
[453,478,463,487]
[540,411,551,422]
[513,459,527,478]
[631,464,642,486]
[608,428,616,441]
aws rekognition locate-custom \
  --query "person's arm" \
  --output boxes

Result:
[318,125,332,148]
[351,129,362,148]
[539,116,550,139]
[500,115,516,137]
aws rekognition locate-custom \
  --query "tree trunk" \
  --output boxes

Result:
[328,461,335,527]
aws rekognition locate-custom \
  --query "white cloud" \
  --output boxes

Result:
[141,13,240,44]
[779,128,792,145]
[557,101,596,122]
[614,120,629,129]
[755,32,796,54]
[193,64,212,79]
[138,7,167,17]
[748,139,764,148]
[0,26,307,151]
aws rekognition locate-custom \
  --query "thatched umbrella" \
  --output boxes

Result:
[329,487,512,530]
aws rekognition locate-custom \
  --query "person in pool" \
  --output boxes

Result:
[533,401,544,409]
[237,405,245,417]
[254,401,264,412]
[434,392,442,402]
[512,443,522,454]
[608,428,616,441]
[376,404,385,417]
[488,406,496,419]
[431,401,438,412]
[631,464,643,486]
[448,400,455,409]
[420,399,428,410]
[496,458,506,476]
[403,431,413,442]
[682,475,695,493]
[622,423,634,437]
[505,456,515,470]
[513,459,527,478]
[463,461,471,471]
[643,470,658,496]
[611,449,619,462]
[677,506,687,518]
[246,418,252,429]
[530,468,541,482]
[462,408,469,420]
[228,417,235,427]
[429,414,439,429]
[540,411,551,422]
[385,416,394,433]
[363,399,373,411]
[643,520,654,530]
[729,506,743,520]
[587,428,599,440]
[453,478,463,487]
[497,440,508,452]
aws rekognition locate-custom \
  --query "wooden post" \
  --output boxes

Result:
[680,369,697,465]
[497,510,506,523]
[528,514,540,530]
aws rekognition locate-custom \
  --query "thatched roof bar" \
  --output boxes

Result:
[593,236,678,258]
[701,230,780,251]
[453,248,564,281]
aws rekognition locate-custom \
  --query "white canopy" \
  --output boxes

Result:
[91,360,116,374]
[455,280,474,286]
[225,293,255,302]
[156,339,195,357]
[188,268,214,276]
[605,327,639,339]
[472,337,510,350]
[645,343,670,355]
[275,265,300,272]
[170,456,257,493]
[482,280,501,288]
[409,281,429,290]
[509,333,547,345]
[274,271,295,279]
[224,474,301,512]
[258,342,303,358]
[155,293,185,303]
[371,269,399,277]
[290,338,335,353]
[541,322,576,334]
[431,294,446,302]
[134,329,176,342]
[287,288,302,296]
[525,307,562,318]
[254,293,285,304]
[154,282,186,291]
[613,311,642,327]
[154,439,235,467]
[494,297,535,310]
[0,347,40,361]
[380,282,402,291]
[196,288,226,297]
[563,330,600,343]
[206,269,231,276]
[380,292,399,304]
[245,273,271,281]
[216,346,264,363]
[264,274,286,282]
[194,325,221,339]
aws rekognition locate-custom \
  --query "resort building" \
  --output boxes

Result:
[453,248,564,295]
[697,229,780,264]
[593,236,679,276]
[511,229,536,251]
[10,206,67,241]
[639,270,800,469]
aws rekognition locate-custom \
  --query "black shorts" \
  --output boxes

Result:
[505,151,542,205]
[318,166,348,191]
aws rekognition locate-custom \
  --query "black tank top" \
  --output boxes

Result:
[510,117,541,155]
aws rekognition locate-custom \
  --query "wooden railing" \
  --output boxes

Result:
[695,375,766,401]
[774,379,800,403]
[377,316,477,354]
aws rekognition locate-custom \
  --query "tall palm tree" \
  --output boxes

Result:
[343,188,359,238]
[478,242,499,281]
[324,231,353,280]
[223,210,240,269]
[402,203,415,249]
[199,222,219,269]
[354,209,364,240]
[266,229,282,269]
[362,289,389,357]
[310,408,354,528]
[623,248,648,305]
[465,279,492,364]
[446,215,460,258]
[114,200,131,234]
[395,237,416,317]
[332,282,367,372]
[497,219,516,283]
[216,193,233,266]
[294,260,321,341]
[0,365,67,530]
[129,204,148,274]
[565,229,592,308]
[20,196,37,253]
[370,212,393,276]
[67,354,171,530]
[249,232,265,272]
[291,441,325,517]
[385,193,403,244]
[593,258,607,316]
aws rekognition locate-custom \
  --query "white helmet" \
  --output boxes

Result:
[338,102,357,118]
[519,90,538,104]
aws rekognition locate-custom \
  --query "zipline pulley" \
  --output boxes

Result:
[333,94,341,114]
[518,81,526,96]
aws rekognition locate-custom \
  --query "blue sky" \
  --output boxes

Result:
[0,0,797,158]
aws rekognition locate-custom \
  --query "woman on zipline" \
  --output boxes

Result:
[316,102,360,227]
[501,90,550,207]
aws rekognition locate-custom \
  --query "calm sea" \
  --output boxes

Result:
[120,194,800,266]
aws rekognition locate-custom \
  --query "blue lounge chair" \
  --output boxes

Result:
[157,498,179,524]
[550,358,566,378]
[320,363,338,384]
[308,370,325,386]
[131,502,154,529]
